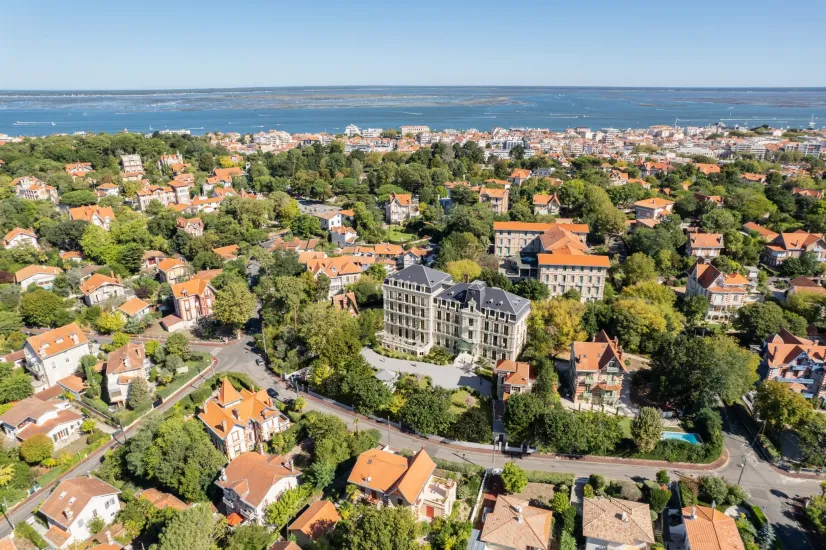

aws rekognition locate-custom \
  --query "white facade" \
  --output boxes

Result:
[24,338,91,389]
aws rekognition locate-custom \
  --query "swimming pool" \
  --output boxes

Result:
[661,432,703,445]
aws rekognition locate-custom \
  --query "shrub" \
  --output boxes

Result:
[89,515,105,534]
[20,434,54,464]
[656,470,670,484]
[432,458,484,476]
[80,419,97,434]
[680,481,698,506]
[583,484,595,498]
[551,491,570,513]
[618,481,643,502]
[525,471,575,486]
[726,484,748,506]
[649,487,672,513]
[700,476,729,504]
[502,462,527,494]
[751,504,767,527]
[560,531,576,550]
[562,506,576,534]
[15,522,48,550]
[588,474,606,491]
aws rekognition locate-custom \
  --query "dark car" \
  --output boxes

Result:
[266,387,279,399]
[255,358,264,366]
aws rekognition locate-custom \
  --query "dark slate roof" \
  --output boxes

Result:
[437,281,530,317]
[387,265,452,292]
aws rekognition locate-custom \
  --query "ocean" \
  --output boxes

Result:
[1,86,825,137]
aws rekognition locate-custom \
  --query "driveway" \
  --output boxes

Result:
[361,348,491,397]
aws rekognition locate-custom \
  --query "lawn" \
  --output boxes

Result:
[449,390,478,414]
[387,226,415,243]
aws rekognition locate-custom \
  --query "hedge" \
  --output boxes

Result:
[155,356,212,400]
[432,458,484,476]
[751,504,767,528]
[15,522,48,549]
[525,471,575,486]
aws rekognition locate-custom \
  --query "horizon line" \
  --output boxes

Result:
[2,84,826,93]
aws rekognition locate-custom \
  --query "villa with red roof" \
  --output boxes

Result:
[532,193,561,216]
[171,277,216,328]
[479,187,509,214]
[493,360,534,401]
[634,197,674,220]
[480,495,552,550]
[686,233,724,259]
[763,329,826,399]
[198,379,291,460]
[217,451,300,524]
[3,227,38,250]
[385,193,419,223]
[761,231,826,268]
[347,447,456,521]
[69,205,115,231]
[570,331,627,405]
[686,258,757,321]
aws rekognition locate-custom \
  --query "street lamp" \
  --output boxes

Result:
[1,498,12,530]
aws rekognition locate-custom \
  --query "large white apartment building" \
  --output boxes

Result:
[23,323,91,389]
[381,265,530,362]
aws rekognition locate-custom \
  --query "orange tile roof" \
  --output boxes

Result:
[105,343,145,376]
[510,168,532,179]
[572,330,625,373]
[742,222,778,241]
[494,221,589,233]
[388,192,412,206]
[157,257,186,273]
[681,506,745,550]
[480,495,552,550]
[269,543,301,550]
[118,297,150,317]
[3,227,36,244]
[689,233,724,249]
[213,245,239,259]
[25,323,88,360]
[480,187,508,199]
[306,256,363,278]
[14,265,62,283]
[537,253,610,267]
[634,197,674,208]
[57,375,86,394]
[288,500,340,541]
[171,277,213,299]
[43,526,71,548]
[217,452,300,508]
[80,273,121,296]
[532,194,560,207]
[68,205,115,223]
[348,447,435,504]
[583,497,655,546]
[40,477,120,529]
[16,409,82,440]
[695,163,721,175]
[140,488,189,511]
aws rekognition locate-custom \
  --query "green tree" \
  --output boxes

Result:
[700,476,728,504]
[225,524,273,550]
[337,505,419,550]
[753,380,812,433]
[514,278,550,301]
[551,491,570,513]
[164,333,191,360]
[265,484,312,530]
[0,371,34,404]
[445,259,481,283]
[127,377,153,410]
[95,311,126,334]
[630,407,663,453]
[650,335,758,409]
[504,393,544,443]
[501,462,527,494]
[619,253,658,286]
[20,434,54,464]
[19,289,69,328]
[649,487,672,514]
[734,302,808,345]
[88,516,105,534]
[157,504,216,550]
[213,281,256,337]
[400,389,453,436]
[271,276,306,329]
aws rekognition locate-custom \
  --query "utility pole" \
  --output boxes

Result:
[737,455,749,486]
[1,498,12,530]
[386,416,391,447]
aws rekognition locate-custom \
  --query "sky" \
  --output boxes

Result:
[3,0,826,90]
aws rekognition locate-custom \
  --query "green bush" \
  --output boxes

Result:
[20,434,53,464]
[583,484,595,498]
[751,505,767,527]
[561,506,576,534]
[679,481,698,506]
[526,471,576,486]
[15,522,48,549]
[432,458,484,476]
[588,474,606,490]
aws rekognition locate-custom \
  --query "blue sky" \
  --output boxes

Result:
[3,0,825,89]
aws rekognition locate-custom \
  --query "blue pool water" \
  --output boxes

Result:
[661,432,703,445]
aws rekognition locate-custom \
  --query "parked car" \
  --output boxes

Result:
[266,387,279,399]
[255,358,264,366]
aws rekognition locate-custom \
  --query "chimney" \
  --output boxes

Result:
[69,333,79,344]
[220,468,227,482]
[621,512,629,523]
[64,508,73,520]
[691,506,697,520]
[232,408,240,420]
[287,459,294,472]
[221,420,227,432]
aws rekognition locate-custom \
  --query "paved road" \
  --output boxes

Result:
[3,336,818,548]
[220,344,820,550]
[361,348,491,397]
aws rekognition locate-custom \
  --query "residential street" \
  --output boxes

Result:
[1,336,819,548]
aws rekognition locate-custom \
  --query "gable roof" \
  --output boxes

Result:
[105,343,145,376]
[0,397,61,428]
[634,198,674,209]
[582,497,655,546]
[80,273,122,296]
[572,330,626,373]
[288,500,340,541]
[681,506,745,550]
[480,495,552,550]
[14,265,62,283]
[3,227,36,244]
[68,205,115,223]
[25,323,88,360]
[157,258,186,273]
[689,233,724,249]
[217,452,300,508]
[40,477,120,528]
[118,297,150,317]
[171,278,213,299]
[532,193,561,207]
[388,192,413,206]
[198,383,282,440]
